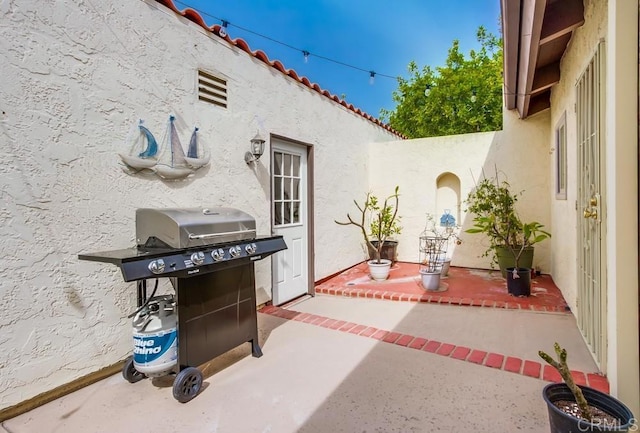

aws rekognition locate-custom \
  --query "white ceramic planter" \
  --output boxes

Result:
[368,259,392,281]
[420,270,441,291]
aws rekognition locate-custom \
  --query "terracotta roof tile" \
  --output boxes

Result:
[155,0,406,139]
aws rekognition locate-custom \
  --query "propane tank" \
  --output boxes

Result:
[132,294,177,377]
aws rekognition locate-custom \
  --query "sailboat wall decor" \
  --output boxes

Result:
[119,116,210,180]
[184,127,210,169]
[155,115,194,180]
[119,120,159,170]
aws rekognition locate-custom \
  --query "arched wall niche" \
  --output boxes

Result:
[435,172,461,225]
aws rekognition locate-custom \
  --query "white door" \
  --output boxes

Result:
[576,41,607,370]
[271,139,309,306]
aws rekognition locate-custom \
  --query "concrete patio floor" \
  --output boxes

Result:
[2,282,602,433]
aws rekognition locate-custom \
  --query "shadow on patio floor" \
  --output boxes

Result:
[315,262,570,313]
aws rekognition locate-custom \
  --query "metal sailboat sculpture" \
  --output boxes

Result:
[119,120,159,170]
[155,115,195,180]
[183,127,210,169]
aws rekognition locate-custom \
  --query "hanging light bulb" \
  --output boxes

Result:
[470,89,477,103]
[302,50,309,63]
[219,20,229,38]
[424,84,432,97]
[369,71,376,85]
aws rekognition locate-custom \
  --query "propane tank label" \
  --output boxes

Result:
[133,329,177,365]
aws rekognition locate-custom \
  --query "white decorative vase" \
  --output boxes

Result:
[441,258,451,277]
[420,270,442,291]
[368,259,392,281]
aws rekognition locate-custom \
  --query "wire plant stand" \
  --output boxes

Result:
[418,235,449,291]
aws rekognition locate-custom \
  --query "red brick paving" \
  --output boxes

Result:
[523,360,542,378]
[259,305,610,394]
[451,346,471,360]
[408,337,428,350]
[395,335,414,347]
[468,350,488,365]
[315,262,570,313]
[504,357,523,373]
[485,353,505,369]
[543,365,563,382]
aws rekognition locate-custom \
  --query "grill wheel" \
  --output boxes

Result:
[172,367,203,403]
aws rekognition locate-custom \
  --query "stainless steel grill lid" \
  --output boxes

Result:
[136,207,257,249]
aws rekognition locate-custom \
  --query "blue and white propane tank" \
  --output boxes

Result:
[132,294,177,377]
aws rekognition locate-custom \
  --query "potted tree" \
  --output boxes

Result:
[465,174,550,296]
[539,343,634,432]
[335,186,401,281]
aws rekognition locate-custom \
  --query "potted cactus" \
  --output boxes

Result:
[539,343,634,432]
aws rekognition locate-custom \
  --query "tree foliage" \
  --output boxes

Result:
[381,26,503,138]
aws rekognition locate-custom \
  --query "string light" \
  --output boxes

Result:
[218,19,229,38]
[369,71,376,85]
[424,84,432,96]
[302,50,309,63]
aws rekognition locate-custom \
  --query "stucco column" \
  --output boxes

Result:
[605,0,640,418]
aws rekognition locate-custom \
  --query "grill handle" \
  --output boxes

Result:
[188,229,256,240]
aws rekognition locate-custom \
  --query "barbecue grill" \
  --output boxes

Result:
[78,206,287,402]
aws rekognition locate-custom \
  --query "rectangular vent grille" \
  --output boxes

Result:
[198,70,227,108]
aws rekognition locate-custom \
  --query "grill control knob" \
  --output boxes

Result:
[148,259,165,274]
[245,243,257,254]
[229,245,241,258]
[211,248,224,261]
[190,251,205,266]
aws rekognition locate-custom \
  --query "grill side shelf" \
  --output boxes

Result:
[78,236,287,282]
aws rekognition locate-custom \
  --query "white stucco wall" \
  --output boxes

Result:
[0,0,398,409]
[369,109,551,272]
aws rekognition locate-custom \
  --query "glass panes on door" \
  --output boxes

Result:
[273,151,301,226]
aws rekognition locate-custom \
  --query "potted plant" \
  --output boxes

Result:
[335,186,401,281]
[464,174,550,296]
[418,235,448,290]
[420,212,462,280]
[539,342,634,432]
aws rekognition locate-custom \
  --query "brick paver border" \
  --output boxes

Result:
[260,305,609,394]
[315,286,570,313]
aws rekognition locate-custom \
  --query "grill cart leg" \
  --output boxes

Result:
[122,356,146,384]
[172,367,203,403]
[251,339,263,358]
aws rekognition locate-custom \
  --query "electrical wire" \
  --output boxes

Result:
[173,0,398,80]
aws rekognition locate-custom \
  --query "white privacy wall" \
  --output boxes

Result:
[369,109,552,271]
[0,0,398,409]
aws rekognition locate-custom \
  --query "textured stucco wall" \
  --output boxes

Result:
[548,0,607,313]
[543,0,639,413]
[0,0,397,409]
[369,110,551,272]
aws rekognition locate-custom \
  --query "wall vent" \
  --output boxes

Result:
[198,70,227,108]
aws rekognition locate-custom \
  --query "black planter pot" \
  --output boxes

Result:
[543,383,635,432]
[506,267,531,296]
[496,246,534,278]
[368,241,398,263]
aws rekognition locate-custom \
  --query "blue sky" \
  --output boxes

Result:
[174,0,501,118]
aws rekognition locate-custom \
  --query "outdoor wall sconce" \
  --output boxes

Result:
[245,131,266,164]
